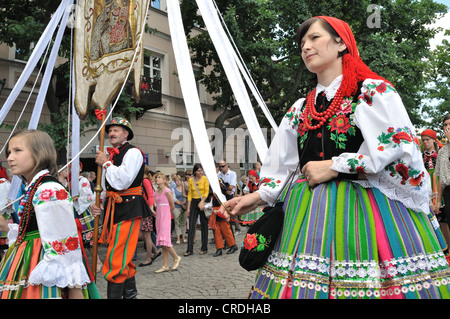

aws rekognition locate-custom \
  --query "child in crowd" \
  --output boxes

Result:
[139,166,160,267]
[153,172,181,273]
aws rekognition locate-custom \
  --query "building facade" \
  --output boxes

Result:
[0,1,259,178]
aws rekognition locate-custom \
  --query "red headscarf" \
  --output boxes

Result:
[315,16,390,97]
[421,129,444,148]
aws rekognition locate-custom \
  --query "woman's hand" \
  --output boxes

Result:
[220,192,265,221]
[198,200,205,211]
[301,160,338,187]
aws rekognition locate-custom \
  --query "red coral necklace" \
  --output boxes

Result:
[302,87,344,131]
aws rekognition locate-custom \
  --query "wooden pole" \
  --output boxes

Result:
[92,111,107,282]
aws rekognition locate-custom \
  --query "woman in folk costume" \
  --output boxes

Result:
[0,130,98,299]
[421,129,449,247]
[222,16,450,299]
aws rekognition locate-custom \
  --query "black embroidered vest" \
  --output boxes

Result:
[297,82,364,179]
[105,143,151,224]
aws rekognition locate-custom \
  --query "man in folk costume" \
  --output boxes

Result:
[94,117,151,299]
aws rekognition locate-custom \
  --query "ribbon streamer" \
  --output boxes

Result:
[167,0,226,203]
[196,0,269,161]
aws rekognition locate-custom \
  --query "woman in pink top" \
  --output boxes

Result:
[153,172,181,273]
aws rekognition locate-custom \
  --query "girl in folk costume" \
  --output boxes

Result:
[222,16,450,299]
[0,130,98,299]
[72,162,103,273]
[153,172,182,273]
[241,170,263,223]
[421,129,449,247]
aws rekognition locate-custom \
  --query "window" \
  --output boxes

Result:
[14,42,34,61]
[175,151,196,172]
[143,50,162,80]
[151,0,160,10]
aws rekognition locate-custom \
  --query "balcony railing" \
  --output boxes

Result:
[127,75,162,119]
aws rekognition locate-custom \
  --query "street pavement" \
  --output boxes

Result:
[91,226,256,299]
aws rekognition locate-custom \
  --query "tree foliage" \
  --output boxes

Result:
[180,0,448,133]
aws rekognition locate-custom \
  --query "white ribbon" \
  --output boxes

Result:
[210,0,278,133]
[167,0,226,203]
[0,1,67,126]
[7,0,73,201]
[195,0,268,161]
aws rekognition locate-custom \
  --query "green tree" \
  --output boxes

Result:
[180,0,448,134]
[422,29,450,134]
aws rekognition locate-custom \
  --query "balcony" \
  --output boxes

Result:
[128,75,163,119]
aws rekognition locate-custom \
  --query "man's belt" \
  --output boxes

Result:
[99,186,143,244]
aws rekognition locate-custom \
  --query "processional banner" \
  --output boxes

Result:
[74,0,148,118]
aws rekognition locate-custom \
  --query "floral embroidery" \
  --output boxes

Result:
[33,187,72,205]
[55,189,68,200]
[328,113,356,149]
[288,95,359,150]
[385,159,425,189]
[38,189,54,202]
[359,81,397,106]
[43,234,80,256]
[259,177,281,189]
[377,127,418,151]
[347,155,367,174]
[243,232,271,252]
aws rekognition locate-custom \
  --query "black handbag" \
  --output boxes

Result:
[238,164,300,271]
[239,201,285,271]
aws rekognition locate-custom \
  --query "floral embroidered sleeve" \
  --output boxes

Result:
[29,181,90,288]
[330,79,431,213]
[256,98,305,206]
[73,176,94,215]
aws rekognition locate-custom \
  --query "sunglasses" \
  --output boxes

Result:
[219,165,227,168]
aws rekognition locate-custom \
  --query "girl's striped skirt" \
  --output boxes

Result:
[249,177,450,299]
[0,230,99,299]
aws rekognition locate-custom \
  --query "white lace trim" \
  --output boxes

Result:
[28,259,91,288]
[259,251,450,297]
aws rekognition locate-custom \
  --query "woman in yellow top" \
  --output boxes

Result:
[184,163,210,256]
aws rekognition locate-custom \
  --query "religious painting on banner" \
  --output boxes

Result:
[74,0,148,119]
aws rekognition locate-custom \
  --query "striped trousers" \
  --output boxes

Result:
[102,218,141,283]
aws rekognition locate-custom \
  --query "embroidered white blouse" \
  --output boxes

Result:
[257,76,431,214]
[8,170,91,288]
[73,176,94,215]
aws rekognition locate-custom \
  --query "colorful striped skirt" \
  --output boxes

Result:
[249,177,450,299]
[241,206,264,224]
[0,230,99,299]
